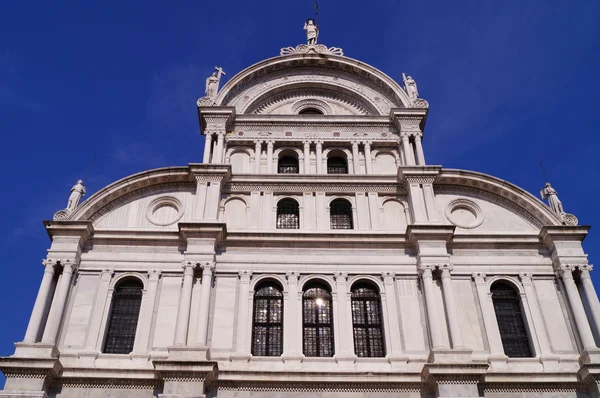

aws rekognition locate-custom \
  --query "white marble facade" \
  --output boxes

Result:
[2,44,600,398]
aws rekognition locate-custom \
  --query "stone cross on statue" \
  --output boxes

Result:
[205,66,226,100]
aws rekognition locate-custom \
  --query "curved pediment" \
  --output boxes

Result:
[215,53,412,115]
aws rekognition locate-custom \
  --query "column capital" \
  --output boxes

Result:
[285,271,300,283]
[302,140,311,146]
[101,268,115,282]
[440,264,453,278]
[201,262,216,277]
[148,269,162,281]
[518,272,533,285]
[361,140,372,146]
[254,139,264,145]
[239,270,252,282]
[351,141,359,148]
[181,261,197,274]
[315,140,323,146]
[381,272,396,283]
[418,265,433,278]
[266,140,274,147]
[580,264,594,279]
[471,272,487,285]
[334,271,348,282]
[557,265,576,279]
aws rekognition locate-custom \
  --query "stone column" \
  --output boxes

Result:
[315,141,323,174]
[283,271,301,359]
[23,260,57,343]
[254,140,262,173]
[401,134,415,166]
[580,265,600,338]
[42,260,76,344]
[419,265,445,350]
[303,141,311,174]
[334,272,355,362]
[440,265,465,349]
[381,273,406,363]
[559,266,597,351]
[84,269,114,351]
[133,270,161,353]
[203,133,213,164]
[351,141,360,174]
[174,262,196,346]
[472,273,506,359]
[266,141,274,174]
[518,273,554,360]
[414,133,426,165]
[234,271,253,355]
[195,263,215,346]
[213,133,225,164]
[363,142,373,174]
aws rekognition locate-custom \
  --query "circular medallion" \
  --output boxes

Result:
[146,196,184,226]
[445,199,484,229]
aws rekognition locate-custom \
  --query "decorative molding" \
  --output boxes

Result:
[444,198,485,229]
[252,89,367,115]
[223,182,406,194]
[280,44,344,56]
[197,96,215,107]
[411,98,429,109]
[561,213,579,226]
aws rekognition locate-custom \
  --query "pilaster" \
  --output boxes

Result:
[198,107,235,164]
[399,166,441,224]
[189,164,231,221]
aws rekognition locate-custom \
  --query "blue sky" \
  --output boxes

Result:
[1,0,599,387]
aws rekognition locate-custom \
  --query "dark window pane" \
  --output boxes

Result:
[303,285,334,357]
[330,199,353,229]
[278,156,299,174]
[491,283,533,358]
[103,279,143,354]
[277,199,299,229]
[252,283,283,357]
[327,156,348,174]
[350,284,385,358]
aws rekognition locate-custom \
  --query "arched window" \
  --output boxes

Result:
[327,156,348,174]
[299,108,323,115]
[491,282,533,358]
[252,282,283,356]
[351,283,385,357]
[276,199,300,229]
[330,199,353,229]
[278,156,299,174]
[103,278,143,354]
[303,283,334,357]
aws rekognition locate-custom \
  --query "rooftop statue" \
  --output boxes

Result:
[304,19,318,45]
[402,73,419,102]
[67,179,86,211]
[205,66,226,100]
[540,182,564,215]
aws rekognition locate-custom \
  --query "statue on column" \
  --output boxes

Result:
[402,73,419,102]
[205,66,226,100]
[304,19,318,45]
[540,182,564,214]
[67,180,86,211]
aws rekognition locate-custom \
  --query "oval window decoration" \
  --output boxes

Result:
[445,199,484,229]
[146,196,184,226]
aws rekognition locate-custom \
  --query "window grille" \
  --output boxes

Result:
[103,279,143,354]
[327,156,348,174]
[276,199,300,229]
[330,199,353,229]
[491,282,533,358]
[252,283,283,356]
[303,284,334,357]
[351,284,385,357]
[278,156,299,174]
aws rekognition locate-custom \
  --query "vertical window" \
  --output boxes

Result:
[330,199,353,229]
[278,156,299,174]
[252,283,283,356]
[276,199,300,229]
[327,156,348,174]
[103,278,143,354]
[351,283,385,357]
[491,282,533,358]
[303,283,334,357]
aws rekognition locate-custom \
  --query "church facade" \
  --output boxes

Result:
[1,39,600,398]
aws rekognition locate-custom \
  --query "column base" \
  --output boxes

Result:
[13,342,58,359]
[488,354,509,371]
[229,351,251,364]
[580,348,600,364]
[428,347,472,363]
[333,354,357,368]
[166,345,210,361]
